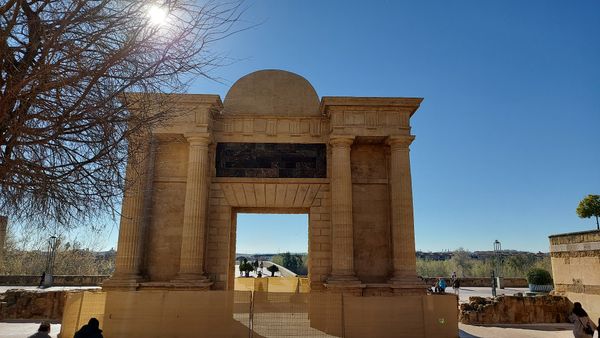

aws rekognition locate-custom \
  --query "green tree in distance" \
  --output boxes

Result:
[272,252,308,275]
[238,258,253,277]
[267,264,279,277]
[576,194,600,230]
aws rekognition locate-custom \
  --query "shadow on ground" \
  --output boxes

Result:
[473,323,573,331]
[459,329,481,338]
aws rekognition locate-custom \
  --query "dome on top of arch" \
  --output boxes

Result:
[222,69,320,117]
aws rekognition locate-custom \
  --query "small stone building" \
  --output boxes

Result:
[549,229,600,320]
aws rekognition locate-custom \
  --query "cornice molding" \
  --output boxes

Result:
[320,96,423,116]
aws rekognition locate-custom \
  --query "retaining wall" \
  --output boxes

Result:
[423,277,528,288]
[0,275,108,286]
[459,295,572,324]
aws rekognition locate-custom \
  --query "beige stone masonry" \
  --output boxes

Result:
[172,133,212,288]
[110,70,424,295]
[388,136,423,292]
[104,133,154,290]
[549,230,600,320]
[328,136,360,285]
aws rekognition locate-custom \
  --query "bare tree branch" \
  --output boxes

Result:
[0,0,244,228]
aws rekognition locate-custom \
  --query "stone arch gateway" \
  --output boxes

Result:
[103,69,425,295]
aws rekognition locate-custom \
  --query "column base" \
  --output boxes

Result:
[102,273,143,291]
[325,275,365,294]
[170,273,213,290]
[388,275,427,295]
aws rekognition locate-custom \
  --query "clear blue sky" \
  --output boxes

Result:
[100,1,600,253]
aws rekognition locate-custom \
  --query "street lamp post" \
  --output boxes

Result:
[493,239,503,290]
[43,236,59,288]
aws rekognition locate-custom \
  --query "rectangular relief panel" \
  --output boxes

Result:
[216,143,326,178]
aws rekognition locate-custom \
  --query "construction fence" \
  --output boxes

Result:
[60,290,457,338]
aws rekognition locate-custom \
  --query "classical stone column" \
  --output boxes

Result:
[104,133,154,289]
[388,135,423,292]
[173,133,212,287]
[328,136,359,283]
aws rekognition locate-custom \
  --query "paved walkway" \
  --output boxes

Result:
[0,322,61,338]
[459,323,573,338]
[0,322,575,338]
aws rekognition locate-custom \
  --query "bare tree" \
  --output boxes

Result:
[0,0,243,228]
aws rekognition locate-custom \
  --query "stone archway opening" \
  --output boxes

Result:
[231,209,309,290]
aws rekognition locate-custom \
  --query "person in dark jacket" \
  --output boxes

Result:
[74,318,103,338]
[568,302,597,338]
[27,321,51,338]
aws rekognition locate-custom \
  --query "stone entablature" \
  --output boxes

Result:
[104,70,424,295]
[549,230,600,255]
[321,97,418,137]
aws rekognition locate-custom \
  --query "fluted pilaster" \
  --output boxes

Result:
[388,136,422,291]
[104,133,154,289]
[173,133,212,287]
[328,136,359,283]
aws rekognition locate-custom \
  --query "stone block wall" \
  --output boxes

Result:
[145,138,188,282]
[549,229,600,321]
[206,183,233,290]
[308,185,332,290]
[351,144,391,283]
[459,295,572,324]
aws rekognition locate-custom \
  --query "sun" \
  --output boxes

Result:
[147,5,168,25]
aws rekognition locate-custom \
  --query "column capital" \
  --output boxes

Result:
[387,135,415,149]
[184,133,212,146]
[329,135,355,148]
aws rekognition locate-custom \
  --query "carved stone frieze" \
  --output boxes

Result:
[213,117,328,138]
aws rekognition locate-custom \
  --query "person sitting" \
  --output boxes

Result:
[437,278,447,294]
[74,317,103,338]
[27,322,51,338]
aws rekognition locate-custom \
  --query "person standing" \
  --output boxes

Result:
[452,278,460,295]
[568,302,597,338]
[27,322,51,338]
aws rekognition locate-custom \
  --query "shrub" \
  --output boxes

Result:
[527,268,553,285]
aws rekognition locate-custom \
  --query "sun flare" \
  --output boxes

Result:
[147,5,168,25]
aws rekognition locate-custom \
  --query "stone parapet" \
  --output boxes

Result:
[549,229,600,245]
